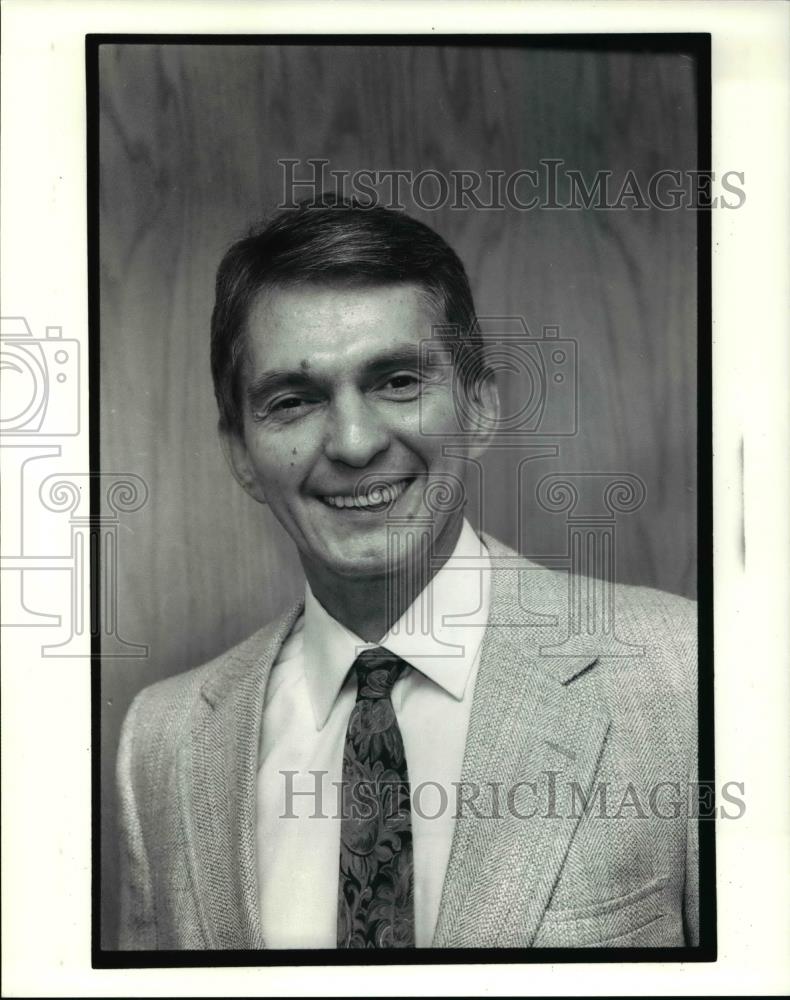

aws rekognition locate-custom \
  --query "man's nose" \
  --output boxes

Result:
[323,389,390,467]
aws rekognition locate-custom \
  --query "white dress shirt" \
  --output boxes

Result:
[256,519,491,948]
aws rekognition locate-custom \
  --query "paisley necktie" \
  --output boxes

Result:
[336,647,415,948]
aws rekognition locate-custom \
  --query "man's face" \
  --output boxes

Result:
[223,282,496,582]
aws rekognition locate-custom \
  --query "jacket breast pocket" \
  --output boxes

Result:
[533,876,684,947]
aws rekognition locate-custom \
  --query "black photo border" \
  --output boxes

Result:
[88,31,715,969]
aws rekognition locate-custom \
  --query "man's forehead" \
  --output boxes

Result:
[243,280,447,372]
[248,279,440,324]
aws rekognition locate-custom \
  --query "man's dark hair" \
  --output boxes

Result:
[210,195,486,435]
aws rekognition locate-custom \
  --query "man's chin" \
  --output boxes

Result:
[308,542,430,583]
[318,551,396,581]
[300,511,464,580]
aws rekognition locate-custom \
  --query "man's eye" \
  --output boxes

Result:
[254,396,315,422]
[272,397,304,411]
[382,373,421,394]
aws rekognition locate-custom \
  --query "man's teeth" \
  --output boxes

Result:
[322,479,410,509]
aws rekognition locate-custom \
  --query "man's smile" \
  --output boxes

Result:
[317,476,415,511]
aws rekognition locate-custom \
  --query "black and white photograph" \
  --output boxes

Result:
[97,36,712,958]
[2,1,789,995]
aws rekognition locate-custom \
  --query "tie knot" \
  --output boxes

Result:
[352,647,406,701]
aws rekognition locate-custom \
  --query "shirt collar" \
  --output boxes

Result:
[302,519,491,730]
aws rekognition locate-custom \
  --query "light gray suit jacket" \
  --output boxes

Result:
[116,533,699,949]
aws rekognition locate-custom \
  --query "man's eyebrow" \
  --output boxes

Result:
[361,343,448,374]
[246,370,314,405]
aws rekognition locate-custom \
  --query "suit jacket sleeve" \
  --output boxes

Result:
[683,746,700,945]
[674,590,700,947]
[116,690,157,949]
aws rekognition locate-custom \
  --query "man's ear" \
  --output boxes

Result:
[465,369,501,459]
[219,426,268,505]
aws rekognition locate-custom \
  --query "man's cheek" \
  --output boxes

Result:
[250,436,303,472]
[419,388,460,432]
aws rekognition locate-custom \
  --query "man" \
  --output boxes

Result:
[116,198,699,950]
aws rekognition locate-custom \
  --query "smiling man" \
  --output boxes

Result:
[116,198,700,951]
[221,279,488,642]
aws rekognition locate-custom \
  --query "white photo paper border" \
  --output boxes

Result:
[1,0,788,995]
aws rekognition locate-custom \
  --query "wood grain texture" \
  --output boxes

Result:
[99,43,698,945]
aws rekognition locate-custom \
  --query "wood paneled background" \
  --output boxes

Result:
[99,43,698,945]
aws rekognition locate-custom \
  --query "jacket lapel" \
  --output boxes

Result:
[433,537,611,947]
[178,600,304,949]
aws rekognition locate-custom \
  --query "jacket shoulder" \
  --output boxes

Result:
[482,530,698,692]
[606,577,698,690]
[119,602,303,759]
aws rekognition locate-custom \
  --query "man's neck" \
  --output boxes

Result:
[302,515,465,643]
